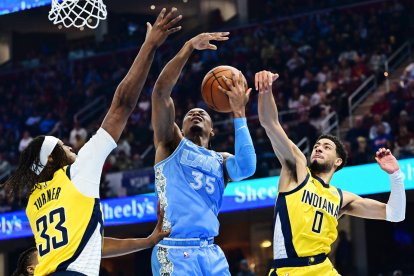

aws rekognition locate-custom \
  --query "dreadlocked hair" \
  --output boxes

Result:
[317,134,348,171]
[2,136,68,199]
[11,247,37,276]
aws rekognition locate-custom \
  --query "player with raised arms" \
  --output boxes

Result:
[150,32,257,275]
[3,8,182,276]
[254,70,406,275]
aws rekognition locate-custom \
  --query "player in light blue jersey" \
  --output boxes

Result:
[150,32,257,275]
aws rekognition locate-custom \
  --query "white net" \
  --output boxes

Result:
[48,0,107,29]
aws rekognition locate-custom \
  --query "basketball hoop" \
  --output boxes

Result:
[48,0,107,29]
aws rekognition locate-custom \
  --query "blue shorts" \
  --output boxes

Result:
[151,237,230,276]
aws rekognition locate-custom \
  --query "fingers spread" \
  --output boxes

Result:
[167,26,182,34]
[165,14,182,29]
[156,8,167,23]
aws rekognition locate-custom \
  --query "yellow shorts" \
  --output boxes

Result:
[268,258,340,276]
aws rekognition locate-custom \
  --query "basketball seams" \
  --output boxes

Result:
[201,66,245,113]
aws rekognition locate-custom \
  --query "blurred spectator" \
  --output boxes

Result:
[236,259,255,276]
[369,48,386,74]
[369,114,391,140]
[400,63,414,87]
[39,113,57,134]
[346,116,369,150]
[69,120,88,146]
[370,93,391,116]
[72,134,87,153]
[371,123,393,151]
[18,131,33,152]
[394,125,414,158]
[114,150,132,171]
[116,137,132,157]
[0,153,11,180]
[352,136,373,165]
[393,270,403,276]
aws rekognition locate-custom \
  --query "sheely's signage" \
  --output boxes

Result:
[1,159,413,240]
[0,1,50,15]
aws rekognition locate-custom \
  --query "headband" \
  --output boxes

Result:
[31,136,59,175]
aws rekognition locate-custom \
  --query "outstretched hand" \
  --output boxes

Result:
[375,148,400,174]
[254,70,279,94]
[145,7,182,48]
[218,71,251,117]
[189,32,229,50]
[148,202,170,246]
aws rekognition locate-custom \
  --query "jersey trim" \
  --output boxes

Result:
[49,271,87,275]
[278,173,310,196]
[275,196,298,258]
[312,173,330,188]
[337,188,343,209]
[56,199,103,272]
[66,165,71,180]
[154,138,186,168]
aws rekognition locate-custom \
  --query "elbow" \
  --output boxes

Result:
[228,152,257,181]
[114,83,136,112]
[242,153,257,177]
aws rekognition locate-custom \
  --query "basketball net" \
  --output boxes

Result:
[48,0,107,29]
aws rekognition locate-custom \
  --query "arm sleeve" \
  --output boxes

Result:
[70,128,117,198]
[225,118,256,182]
[386,169,406,222]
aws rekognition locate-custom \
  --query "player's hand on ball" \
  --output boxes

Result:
[149,202,171,246]
[254,70,279,94]
[218,71,251,116]
[190,32,229,50]
[145,7,182,47]
[375,148,400,174]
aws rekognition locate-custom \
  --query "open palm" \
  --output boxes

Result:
[190,32,229,50]
[375,148,399,174]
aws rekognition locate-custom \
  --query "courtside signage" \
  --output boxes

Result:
[1,158,413,240]
[0,0,50,15]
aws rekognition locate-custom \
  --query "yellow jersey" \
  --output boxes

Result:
[26,166,103,276]
[273,168,343,260]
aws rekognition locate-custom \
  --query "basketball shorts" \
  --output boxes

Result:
[151,237,230,276]
[268,255,340,276]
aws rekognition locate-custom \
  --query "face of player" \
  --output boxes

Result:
[57,140,77,165]
[310,138,342,173]
[181,108,214,138]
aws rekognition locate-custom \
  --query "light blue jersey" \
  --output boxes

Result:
[152,138,230,276]
[154,138,225,238]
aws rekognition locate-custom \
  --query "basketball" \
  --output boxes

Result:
[201,65,247,113]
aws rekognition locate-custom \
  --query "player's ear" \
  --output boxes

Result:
[27,265,35,274]
[210,128,215,137]
[334,158,342,168]
[47,155,54,163]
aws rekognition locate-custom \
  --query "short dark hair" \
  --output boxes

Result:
[316,134,347,171]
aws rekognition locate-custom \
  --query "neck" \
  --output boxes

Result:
[38,167,57,183]
[312,170,335,185]
[187,133,210,148]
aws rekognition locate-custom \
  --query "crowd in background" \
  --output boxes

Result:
[0,0,413,210]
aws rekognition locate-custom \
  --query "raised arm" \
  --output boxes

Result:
[101,8,182,143]
[256,70,307,187]
[152,32,229,148]
[102,202,170,258]
[218,71,256,183]
[340,148,405,222]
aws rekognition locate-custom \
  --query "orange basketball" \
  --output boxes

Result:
[201,65,247,113]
